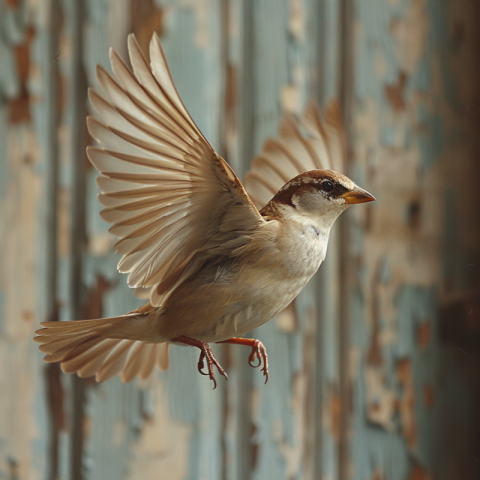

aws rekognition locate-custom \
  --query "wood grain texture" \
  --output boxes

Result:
[1,0,479,479]
[347,0,480,478]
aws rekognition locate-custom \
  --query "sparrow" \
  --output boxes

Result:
[34,33,375,388]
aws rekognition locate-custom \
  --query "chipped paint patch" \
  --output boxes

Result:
[281,84,302,114]
[365,367,397,431]
[397,359,416,448]
[127,379,192,479]
[389,0,429,75]
[288,0,305,41]
[385,71,408,112]
[417,320,431,351]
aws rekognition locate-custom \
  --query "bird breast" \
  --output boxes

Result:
[156,217,329,343]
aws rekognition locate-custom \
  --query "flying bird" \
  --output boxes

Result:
[34,34,375,388]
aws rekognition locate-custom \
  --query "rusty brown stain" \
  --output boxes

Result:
[397,358,416,447]
[367,262,383,366]
[131,0,164,58]
[8,27,35,124]
[81,275,112,320]
[4,0,19,8]
[385,71,408,112]
[225,63,238,158]
[330,388,341,440]
[417,320,431,351]
[371,466,384,480]
[22,310,34,322]
[408,464,432,480]
[423,384,434,408]
[251,422,259,470]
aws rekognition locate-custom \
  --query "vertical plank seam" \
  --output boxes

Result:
[68,1,87,479]
[312,2,326,478]
[44,1,61,479]
[237,0,255,478]
[219,2,230,479]
[338,0,354,478]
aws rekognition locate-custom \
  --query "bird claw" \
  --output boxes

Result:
[196,342,228,389]
[197,351,209,376]
[248,340,269,384]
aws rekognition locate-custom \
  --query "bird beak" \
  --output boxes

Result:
[341,185,376,204]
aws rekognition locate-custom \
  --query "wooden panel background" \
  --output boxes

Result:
[0,0,479,479]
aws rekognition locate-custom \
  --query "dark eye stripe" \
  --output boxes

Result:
[330,184,349,197]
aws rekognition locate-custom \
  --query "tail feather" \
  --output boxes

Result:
[138,344,157,379]
[76,340,121,378]
[34,314,169,383]
[122,342,148,383]
[37,333,92,354]
[157,342,170,371]
[97,340,135,382]
[61,337,116,374]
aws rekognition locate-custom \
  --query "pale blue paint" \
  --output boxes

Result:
[350,1,475,478]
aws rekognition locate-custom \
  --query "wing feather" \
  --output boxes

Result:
[89,34,263,306]
[245,101,346,209]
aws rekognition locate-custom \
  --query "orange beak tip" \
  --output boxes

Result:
[342,187,376,205]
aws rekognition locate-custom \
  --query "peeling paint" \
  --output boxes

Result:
[389,0,428,75]
[385,71,408,112]
[2,1,479,479]
[350,0,480,478]
[288,0,305,42]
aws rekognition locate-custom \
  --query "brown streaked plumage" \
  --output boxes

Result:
[33,34,375,387]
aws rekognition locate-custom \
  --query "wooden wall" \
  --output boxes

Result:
[1,0,479,479]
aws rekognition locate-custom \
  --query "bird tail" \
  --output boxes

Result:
[34,314,170,383]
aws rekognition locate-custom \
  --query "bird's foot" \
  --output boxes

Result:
[197,344,228,389]
[218,337,269,384]
[248,340,269,384]
[171,335,227,389]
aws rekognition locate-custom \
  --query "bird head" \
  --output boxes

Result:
[262,169,375,232]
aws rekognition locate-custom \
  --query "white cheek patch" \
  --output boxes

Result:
[331,197,346,206]
[291,193,301,207]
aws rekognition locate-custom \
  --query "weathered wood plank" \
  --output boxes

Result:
[2,1,479,479]
[240,2,329,480]
[346,0,480,478]
[0,1,58,479]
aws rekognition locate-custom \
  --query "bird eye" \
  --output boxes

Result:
[321,180,334,193]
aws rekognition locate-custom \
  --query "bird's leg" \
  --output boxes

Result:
[217,337,269,383]
[171,335,228,389]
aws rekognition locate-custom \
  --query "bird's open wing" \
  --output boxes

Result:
[244,101,346,209]
[88,34,263,306]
